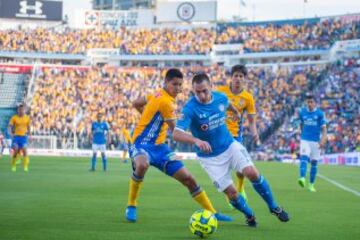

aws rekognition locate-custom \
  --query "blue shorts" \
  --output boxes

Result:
[12,136,28,149]
[121,142,130,151]
[130,144,184,176]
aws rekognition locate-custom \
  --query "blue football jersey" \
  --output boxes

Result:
[176,91,234,157]
[92,121,109,145]
[298,107,326,142]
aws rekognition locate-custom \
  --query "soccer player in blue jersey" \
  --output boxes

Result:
[173,73,289,227]
[90,113,109,171]
[125,68,231,223]
[297,94,327,192]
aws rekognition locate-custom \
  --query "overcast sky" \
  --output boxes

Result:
[63,0,360,24]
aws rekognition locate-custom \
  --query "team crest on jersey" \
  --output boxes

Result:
[219,104,225,112]
[200,124,209,131]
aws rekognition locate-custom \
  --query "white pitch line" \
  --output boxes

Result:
[317,174,360,197]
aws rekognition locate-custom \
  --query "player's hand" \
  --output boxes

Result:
[253,134,261,146]
[231,113,241,122]
[319,138,326,149]
[194,139,212,153]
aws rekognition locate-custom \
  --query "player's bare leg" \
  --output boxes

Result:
[11,147,19,172]
[22,148,30,172]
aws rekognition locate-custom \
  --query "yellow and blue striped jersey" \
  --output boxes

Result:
[9,114,31,136]
[132,89,176,145]
[216,85,256,137]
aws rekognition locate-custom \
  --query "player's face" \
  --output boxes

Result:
[17,106,25,116]
[193,81,212,104]
[97,114,102,122]
[165,77,183,98]
[306,99,316,111]
[231,71,245,90]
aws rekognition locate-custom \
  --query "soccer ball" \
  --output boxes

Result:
[189,209,218,238]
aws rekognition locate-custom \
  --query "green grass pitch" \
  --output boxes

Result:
[0,156,359,240]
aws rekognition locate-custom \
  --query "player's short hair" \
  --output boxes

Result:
[192,73,210,85]
[231,65,247,77]
[165,68,183,82]
[305,93,315,100]
[17,103,25,108]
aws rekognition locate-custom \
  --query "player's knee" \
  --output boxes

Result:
[243,166,260,182]
[236,171,244,178]
[135,159,149,172]
[224,185,238,200]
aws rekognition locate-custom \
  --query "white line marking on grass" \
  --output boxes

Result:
[318,174,360,197]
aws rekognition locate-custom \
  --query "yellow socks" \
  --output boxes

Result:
[23,156,30,171]
[237,175,245,192]
[11,155,17,171]
[193,190,216,213]
[127,174,143,206]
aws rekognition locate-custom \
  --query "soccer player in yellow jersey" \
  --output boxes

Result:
[8,104,31,172]
[125,68,231,222]
[217,65,261,202]
[120,126,132,163]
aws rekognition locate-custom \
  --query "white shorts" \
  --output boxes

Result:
[198,141,254,192]
[300,140,321,161]
[92,144,106,153]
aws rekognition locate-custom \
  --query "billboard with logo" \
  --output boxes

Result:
[156,1,217,23]
[0,0,62,21]
[78,9,154,28]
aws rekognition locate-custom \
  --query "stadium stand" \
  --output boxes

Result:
[0,72,28,132]
[28,64,327,150]
[0,15,358,55]
[264,58,360,155]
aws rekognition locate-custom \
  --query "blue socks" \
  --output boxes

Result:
[300,155,309,178]
[91,154,97,171]
[252,175,278,210]
[102,154,107,171]
[230,195,254,218]
[310,160,318,184]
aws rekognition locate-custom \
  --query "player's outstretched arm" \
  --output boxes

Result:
[320,125,327,149]
[132,96,147,114]
[248,114,260,145]
[173,129,212,153]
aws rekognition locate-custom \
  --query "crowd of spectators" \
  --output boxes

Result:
[264,58,360,155]
[0,27,215,55]
[0,15,358,55]
[29,64,325,150]
[216,18,359,52]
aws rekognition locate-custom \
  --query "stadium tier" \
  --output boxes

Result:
[0,15,359,55]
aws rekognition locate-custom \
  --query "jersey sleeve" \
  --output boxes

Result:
[104,122,110,131]
[9,116,15,126]
[159,98,176,121]
[175,106,193,131]
[246,95,256,114]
